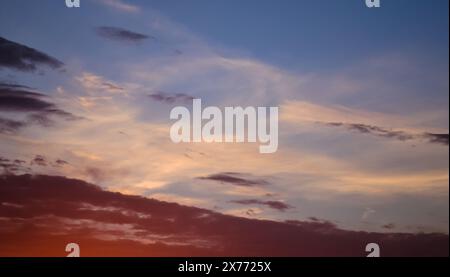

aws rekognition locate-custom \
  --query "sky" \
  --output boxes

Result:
[0,0,449,256]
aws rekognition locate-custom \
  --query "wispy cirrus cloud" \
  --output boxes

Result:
[76,72,125,94]
[0,37,63,72]
[96,0,140,13]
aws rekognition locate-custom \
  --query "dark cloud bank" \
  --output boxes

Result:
[0,174,447,256]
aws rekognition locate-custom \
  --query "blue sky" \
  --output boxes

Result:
[143,0,449,70]
[2,0,449,69]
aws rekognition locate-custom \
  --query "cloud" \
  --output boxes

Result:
[326,122,414,140]
[95,26,152,43]
[0,37,63,72]
[96,0,140,13]
[0,156,30,174]
[0,82,34,90]
[148,91,194,104]
[55,159,69,166]
[0,87,52,111]
[324,122,449,146]
[0,117,26,134]
[84,166,107,183]
[424,133,449,146]
[0,155,69,174]
[0,83,68,114]
[0,174,447,256]
[284,219,338,231]
[281,100,447,136]
[382,223,396,230]
[31,155,47,167]
[76,72,125,94]
[0,83,80,131]
[197,172,270,187]
[229,199,292,211]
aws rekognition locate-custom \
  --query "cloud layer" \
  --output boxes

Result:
[0,174,447,257]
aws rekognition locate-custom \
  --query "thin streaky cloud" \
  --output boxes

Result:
[323,122,449,146]
[95,26,153,43]
[96,0,140,13]
[229,199,293,211]
[148,91,194,104]
[76,72,126,94]
[197,172,271,187]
